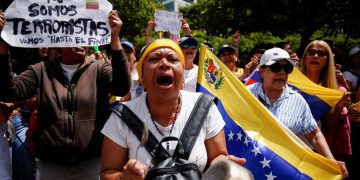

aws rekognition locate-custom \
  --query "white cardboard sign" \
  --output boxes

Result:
[1,0,113,48]
[154,10,182,34]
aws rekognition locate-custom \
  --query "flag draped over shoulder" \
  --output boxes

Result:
[197,45,343,179]
[245,66,344,120]
[288,68,343,120]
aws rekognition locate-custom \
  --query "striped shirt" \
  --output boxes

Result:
[248,83,317,135]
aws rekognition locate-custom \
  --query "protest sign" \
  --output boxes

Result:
[154,10,182,34]
[1,0,112,48]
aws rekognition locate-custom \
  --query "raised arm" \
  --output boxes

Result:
[232,30,241,56]
[145,19,156,44]
[0,11,9,55]
[0,12,38,102]
[104,10,131,96]
[181,19,192,36]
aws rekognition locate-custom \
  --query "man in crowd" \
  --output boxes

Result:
[218,45,251,81]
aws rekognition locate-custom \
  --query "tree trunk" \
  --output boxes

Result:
[298,30,313,59]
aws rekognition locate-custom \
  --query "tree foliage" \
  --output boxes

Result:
[109,0,163,42]
[180,0,360,54]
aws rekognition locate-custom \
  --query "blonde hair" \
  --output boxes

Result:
[300,40,338,90]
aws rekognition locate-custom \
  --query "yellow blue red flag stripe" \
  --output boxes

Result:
[288,68,343,120]
[86,1,99,9]
[197,45,343,179]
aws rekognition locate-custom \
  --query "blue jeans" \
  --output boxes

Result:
[11,113,36,180]
[0,123,12,180]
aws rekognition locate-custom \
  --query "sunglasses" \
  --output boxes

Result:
[307,49,328,57]
[267,62,294,74]
[180,44,197,49]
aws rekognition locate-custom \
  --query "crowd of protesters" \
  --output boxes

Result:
[1,5,360,180]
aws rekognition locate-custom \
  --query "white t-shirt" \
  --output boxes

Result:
[183,65,198,92]
[101,91,225,172]
[129,71,144,100]
[60,63,80,82]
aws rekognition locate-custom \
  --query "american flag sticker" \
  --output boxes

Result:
[86,1,99,10]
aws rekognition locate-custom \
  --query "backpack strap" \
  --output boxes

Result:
[176,93,216,159]
[111,93,216,162]
[111,104,170,163]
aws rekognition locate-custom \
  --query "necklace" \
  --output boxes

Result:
[146,94,181,151]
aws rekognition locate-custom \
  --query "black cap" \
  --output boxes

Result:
[218,45,236,56]
[178,37,198,46]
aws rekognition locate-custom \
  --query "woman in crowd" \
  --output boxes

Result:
[300,40,352,163]
[100,39,245,179]
[0,10,131,179]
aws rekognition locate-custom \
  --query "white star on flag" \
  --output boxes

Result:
[243,136,250,146]
[251,146,261,157]
[260,157,271,168]
[236,131,242,141]
[265,171,277,180]
[228,130,234,141]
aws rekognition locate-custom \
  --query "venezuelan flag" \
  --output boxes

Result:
[245,67,343,120]
[86,1,99,10]
[197,45,343,179]
[171,32,180,43]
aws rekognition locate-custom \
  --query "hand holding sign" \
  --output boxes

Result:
[0,12,9,54]
[109,10,122,50]
[0,11,4,32]
[109,10,122,39]
[154,10,182,34]
[1,0,113,48]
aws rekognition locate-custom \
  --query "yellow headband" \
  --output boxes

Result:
[136,39,185,84]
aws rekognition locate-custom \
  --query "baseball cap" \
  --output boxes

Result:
[349,47,360,57]
[178,37,198,46]
[218,45,236,56]
[259,47,295,67]
[121,40,135,52]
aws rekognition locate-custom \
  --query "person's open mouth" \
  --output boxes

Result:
[156,75,174,89]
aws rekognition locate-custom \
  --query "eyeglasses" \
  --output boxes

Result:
[307,49,328,57]
[180,44,197,49]
[268,62,294,74]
